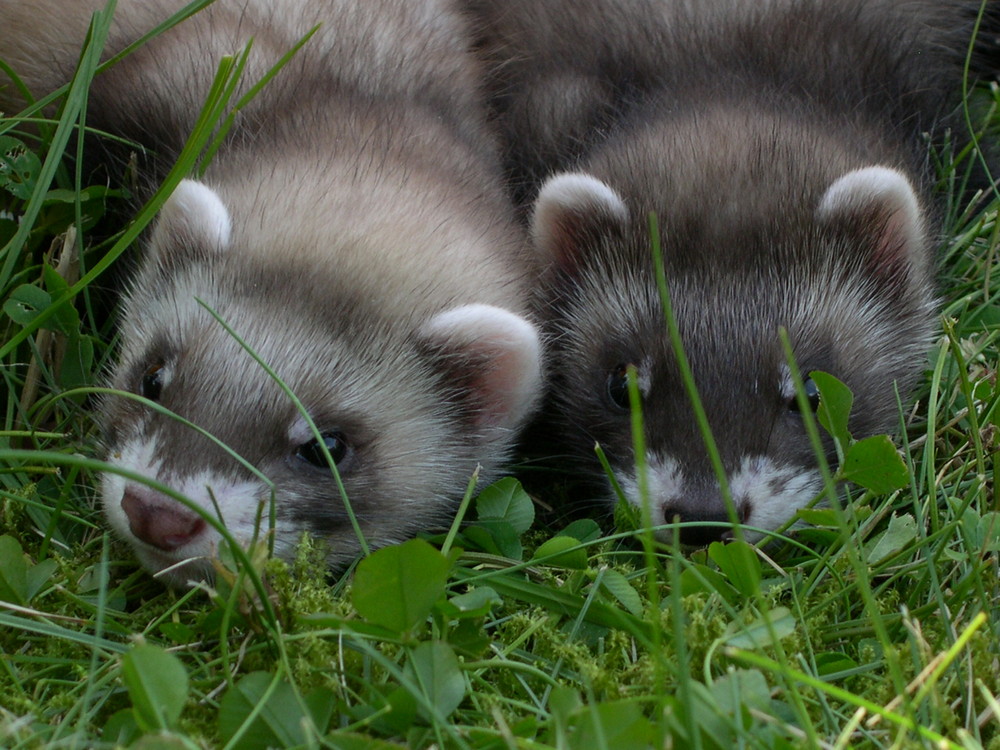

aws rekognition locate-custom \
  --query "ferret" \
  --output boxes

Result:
[461,0,999,545]
[0,0,543,585]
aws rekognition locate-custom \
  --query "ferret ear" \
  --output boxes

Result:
[419,304,542,438]
[151,179,233,255]
[530,172,628,275]
[816,166,929,287]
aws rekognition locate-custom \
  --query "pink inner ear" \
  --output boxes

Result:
[869,204,914,278]
[421,304,542,433]
[157,179,233,251]
[531,172,628,274]
[817,166,927,286]
[466,333,537,429]
[538,207,585,272]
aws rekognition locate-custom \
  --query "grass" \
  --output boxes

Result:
[2,4,1000,748]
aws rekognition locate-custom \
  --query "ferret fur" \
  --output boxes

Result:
[0,0,542,585]
[462,0,999,544]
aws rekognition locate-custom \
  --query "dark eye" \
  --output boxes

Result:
[788,377,820,413]
[606,363,633,410]
[140,364,164,401]
[295,431,349,468]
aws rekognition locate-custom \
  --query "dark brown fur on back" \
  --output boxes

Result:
[467,0,998,207]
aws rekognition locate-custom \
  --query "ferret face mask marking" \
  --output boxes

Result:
[99,181,542,587]
[531,168,934,545]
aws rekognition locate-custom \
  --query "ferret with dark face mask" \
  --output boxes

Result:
[461,0,998,544]
[0,0,542,585]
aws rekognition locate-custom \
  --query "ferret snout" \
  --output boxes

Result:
[661,491,745,547]
[632,454,821,546]
[120,488,206,552]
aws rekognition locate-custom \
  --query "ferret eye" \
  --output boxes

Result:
[606,363,633,411]
[295,431,349,468]
[788,377,821,413]
[140,364,164,401]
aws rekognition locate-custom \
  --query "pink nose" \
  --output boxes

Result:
[121,490,206,551]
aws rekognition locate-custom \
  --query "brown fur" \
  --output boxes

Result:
[461,0,997,543]
[1,0,543,583]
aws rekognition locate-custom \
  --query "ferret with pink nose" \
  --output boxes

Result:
[462,0,998,544]
[0,0,542,585]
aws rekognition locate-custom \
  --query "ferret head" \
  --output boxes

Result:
[531,167,936,545]
[99,180,541,586]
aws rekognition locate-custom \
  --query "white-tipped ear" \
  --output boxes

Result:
[531,172,628,273]
[156,179,232,250]
[421,304,542,434]
[816,166,927,279]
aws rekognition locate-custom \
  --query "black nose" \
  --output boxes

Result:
[661,503,735,547]
[122,488,206,551]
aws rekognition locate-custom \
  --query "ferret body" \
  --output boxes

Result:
[462,0,998,543]
[0,0,542,584]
